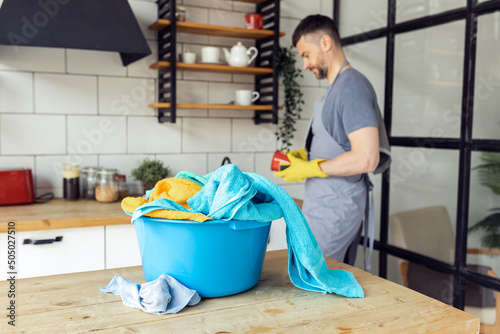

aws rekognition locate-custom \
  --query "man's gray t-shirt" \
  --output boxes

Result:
[321,68,379,152]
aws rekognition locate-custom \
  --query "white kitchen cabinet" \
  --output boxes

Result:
[105,224,142,269]
[267,218,287,251]
[0,226,105,279]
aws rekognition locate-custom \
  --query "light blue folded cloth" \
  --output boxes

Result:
[100,274,200,314]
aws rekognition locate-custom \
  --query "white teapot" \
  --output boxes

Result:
[222,42,258,67]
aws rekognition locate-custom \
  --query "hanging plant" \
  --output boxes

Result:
[275,46,304,151]
[468,152,500,249]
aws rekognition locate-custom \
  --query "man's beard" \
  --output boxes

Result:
[315,53,328,80]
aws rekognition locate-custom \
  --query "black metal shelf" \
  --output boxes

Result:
[151,0,281,124]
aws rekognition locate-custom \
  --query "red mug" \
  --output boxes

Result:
[245,13,263,30]
[271,150,290,171]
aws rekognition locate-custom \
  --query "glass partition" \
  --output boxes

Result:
[338,0,387,37]
[389,147,459,264]
[473,11,500,140]
[467,151,500,283]
[392,21,465,138]
[396,0,465,23]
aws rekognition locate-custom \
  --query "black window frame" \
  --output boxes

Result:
[334,0,500,310]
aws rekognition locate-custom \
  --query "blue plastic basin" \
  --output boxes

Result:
[133,216,271,298]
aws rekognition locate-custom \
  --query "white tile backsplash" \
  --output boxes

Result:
[182,118,231,153]
[157,153,208,176]
[0,156,35,171]
[0,45,65,73]
[208,153,254,173]
[127,116,182,153]
[67,116,127,154]
[0,71,34,113]
[67,49,127,76]
[0,114,66,155]
[98,77,155,116]
[177,80,208,104]
[35,73,97,114]
[232,119,277,152]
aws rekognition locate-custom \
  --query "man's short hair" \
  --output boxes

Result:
[292,14,341,48]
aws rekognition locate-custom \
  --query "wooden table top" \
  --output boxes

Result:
[0,250,478,333]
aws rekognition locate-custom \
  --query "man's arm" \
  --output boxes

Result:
[318,126,379,176]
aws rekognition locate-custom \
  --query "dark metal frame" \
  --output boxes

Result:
[254,0,280,124]
[157,0,176,123]
[334,0,500,310]
[155,0,280,124]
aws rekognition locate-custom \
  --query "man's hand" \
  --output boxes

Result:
[286,147,308,160]
[273,154,328,182]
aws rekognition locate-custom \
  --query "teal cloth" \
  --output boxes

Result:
[175,171,213,187]
[130,164,364,298]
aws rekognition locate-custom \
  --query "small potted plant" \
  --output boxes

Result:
[131,158,171,193]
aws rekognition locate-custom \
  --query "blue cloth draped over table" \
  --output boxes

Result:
[132,164,364,298]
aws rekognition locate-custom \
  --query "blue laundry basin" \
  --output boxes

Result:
[133,216,271,298]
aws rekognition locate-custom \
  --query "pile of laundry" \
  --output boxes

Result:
[101,164,364,314]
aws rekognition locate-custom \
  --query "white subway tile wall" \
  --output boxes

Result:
[0,0,333,200]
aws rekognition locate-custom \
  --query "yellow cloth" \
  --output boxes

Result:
[121,178,212,222]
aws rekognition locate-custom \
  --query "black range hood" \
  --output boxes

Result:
[0,0,151,66]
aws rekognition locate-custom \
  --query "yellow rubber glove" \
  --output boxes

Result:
[287,147,308,160]
[273,154,328,182]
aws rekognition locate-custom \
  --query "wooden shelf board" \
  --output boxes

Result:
[149,61,273,75]
[149,19,285,39]
[149,103,279,111]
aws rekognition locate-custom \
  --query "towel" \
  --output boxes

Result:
[128,164,364,298]
[186,164,364,298]
[121,178,212,223]
[175,171,213,187]
[100,274,200,314]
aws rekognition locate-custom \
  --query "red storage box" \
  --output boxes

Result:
[0,169,35,205]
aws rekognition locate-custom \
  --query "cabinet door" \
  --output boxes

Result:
[0,226,105,279]
[105,224,142,269]
[267,218,287,251]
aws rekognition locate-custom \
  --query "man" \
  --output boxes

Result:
[274,15,381,267]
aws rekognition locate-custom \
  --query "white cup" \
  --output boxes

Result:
[201,47,220,63]
[235,90,260,105]
[182,51,196,64]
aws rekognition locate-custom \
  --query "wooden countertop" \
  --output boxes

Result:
[0,249,478,333]
[0,199,130,232]
[0,198,304,233]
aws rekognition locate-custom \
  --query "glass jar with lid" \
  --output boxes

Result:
[63,164,80,201]
[95,169,119,203]
[81,166,98,199]
[116,174,129,199]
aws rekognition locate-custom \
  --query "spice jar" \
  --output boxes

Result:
[95,169,119,203]
[116,174,129,199]
[63,164,80,201]
[81,166,98,199]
